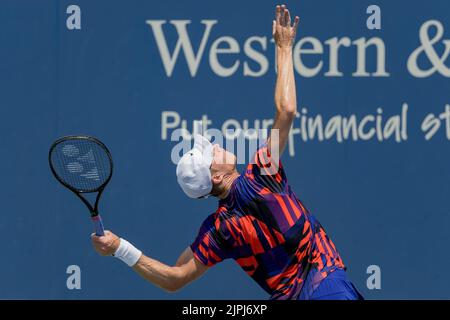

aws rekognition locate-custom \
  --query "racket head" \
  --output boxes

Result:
[48,135,113,194]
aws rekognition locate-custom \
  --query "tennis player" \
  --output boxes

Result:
[92,4,363,300]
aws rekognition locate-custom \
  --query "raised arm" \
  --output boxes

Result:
[92,231,208,292]
[269,5,300,156]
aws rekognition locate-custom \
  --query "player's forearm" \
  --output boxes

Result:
[132,254,186,292]
[94,235,190,292]
[274,47,297,116]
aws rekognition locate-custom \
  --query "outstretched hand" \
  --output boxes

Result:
[272,4,300,48]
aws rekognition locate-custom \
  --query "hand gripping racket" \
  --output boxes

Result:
[49,135,113,236]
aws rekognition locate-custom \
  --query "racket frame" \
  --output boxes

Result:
[48,135,113,236]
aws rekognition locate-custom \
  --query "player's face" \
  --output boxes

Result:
[211,144,236,172]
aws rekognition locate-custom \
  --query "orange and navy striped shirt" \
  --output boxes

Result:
[190,144,345,299]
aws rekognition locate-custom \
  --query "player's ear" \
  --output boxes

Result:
[212,172,223,185]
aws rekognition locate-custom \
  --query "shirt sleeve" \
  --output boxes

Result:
[190,214,233,267]
[245,142,287,193]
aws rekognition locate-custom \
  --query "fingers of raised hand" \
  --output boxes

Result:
[293,16,300,34]
[275,5,281,26]
[284,8,291,27]
[280,5,286,26]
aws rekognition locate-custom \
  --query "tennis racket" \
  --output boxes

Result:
[49,135,113,236]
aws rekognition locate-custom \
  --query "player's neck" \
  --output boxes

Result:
[217,171,240,200]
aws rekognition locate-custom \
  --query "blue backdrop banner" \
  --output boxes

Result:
[0,0,449,299]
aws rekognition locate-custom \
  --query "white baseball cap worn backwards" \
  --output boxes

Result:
[176,134,213,199]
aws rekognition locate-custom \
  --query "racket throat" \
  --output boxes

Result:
[75,191,101,217]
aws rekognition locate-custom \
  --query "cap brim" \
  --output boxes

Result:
[193,134,213,166]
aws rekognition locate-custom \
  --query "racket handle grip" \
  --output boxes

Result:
[91,215,105,236]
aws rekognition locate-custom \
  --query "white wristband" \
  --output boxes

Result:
[114,238,142,267]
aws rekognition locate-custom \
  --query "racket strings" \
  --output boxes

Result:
[50,139,112,192]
